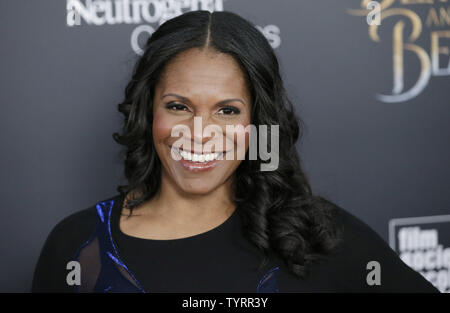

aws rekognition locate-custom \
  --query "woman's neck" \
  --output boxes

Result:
[121,173,236,240]
[151,174,236,223]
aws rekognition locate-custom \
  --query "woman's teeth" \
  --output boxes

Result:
[178,148,222,163]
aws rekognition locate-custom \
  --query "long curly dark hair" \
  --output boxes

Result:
[112,10,343,280]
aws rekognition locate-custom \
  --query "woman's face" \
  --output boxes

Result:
[152,48,252,195]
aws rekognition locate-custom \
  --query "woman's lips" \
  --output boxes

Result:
[179,156,221,172]
[172,146,226,172]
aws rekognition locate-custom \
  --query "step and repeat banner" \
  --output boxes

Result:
[1,0,449,292]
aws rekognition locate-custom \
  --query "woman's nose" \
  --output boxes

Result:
[187,115,225,152]
[191,114,214,142]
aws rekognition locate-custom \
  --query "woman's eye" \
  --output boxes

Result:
[165,102,188,111]
[218,107,240,115]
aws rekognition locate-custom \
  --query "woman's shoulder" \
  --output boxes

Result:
[50,198,111,236]
[45,194,123,246]
[31,194,120,292]
[48,204,98,239]
[316,201,439,292]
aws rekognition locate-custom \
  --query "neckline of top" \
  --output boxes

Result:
[110,193,239,244]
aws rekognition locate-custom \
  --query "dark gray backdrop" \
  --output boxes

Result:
[1,0,449,292]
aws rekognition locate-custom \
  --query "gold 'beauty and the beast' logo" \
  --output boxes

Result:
[348,0,449,103]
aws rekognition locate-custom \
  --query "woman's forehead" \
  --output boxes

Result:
[156,49,250,100]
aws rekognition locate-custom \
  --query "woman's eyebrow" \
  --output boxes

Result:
[161,93,246,106]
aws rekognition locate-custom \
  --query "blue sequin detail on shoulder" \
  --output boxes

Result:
[257,266,280,293]
[95,203,105,223]
[73,199,145,293]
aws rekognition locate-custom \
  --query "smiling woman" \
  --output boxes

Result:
[32,10,439,293]
[149,48,252,196]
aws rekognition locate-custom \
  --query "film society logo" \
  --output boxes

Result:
[389,214,450,293]
[65,0,281,55]
[348,0,450,103]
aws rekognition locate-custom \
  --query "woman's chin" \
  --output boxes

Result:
[176,181,219,196]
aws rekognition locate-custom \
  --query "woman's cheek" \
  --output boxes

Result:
[226,123,251,160]
[152,110,175,144]
[239,124,251,158]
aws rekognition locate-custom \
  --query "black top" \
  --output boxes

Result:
[31,193,439,293]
